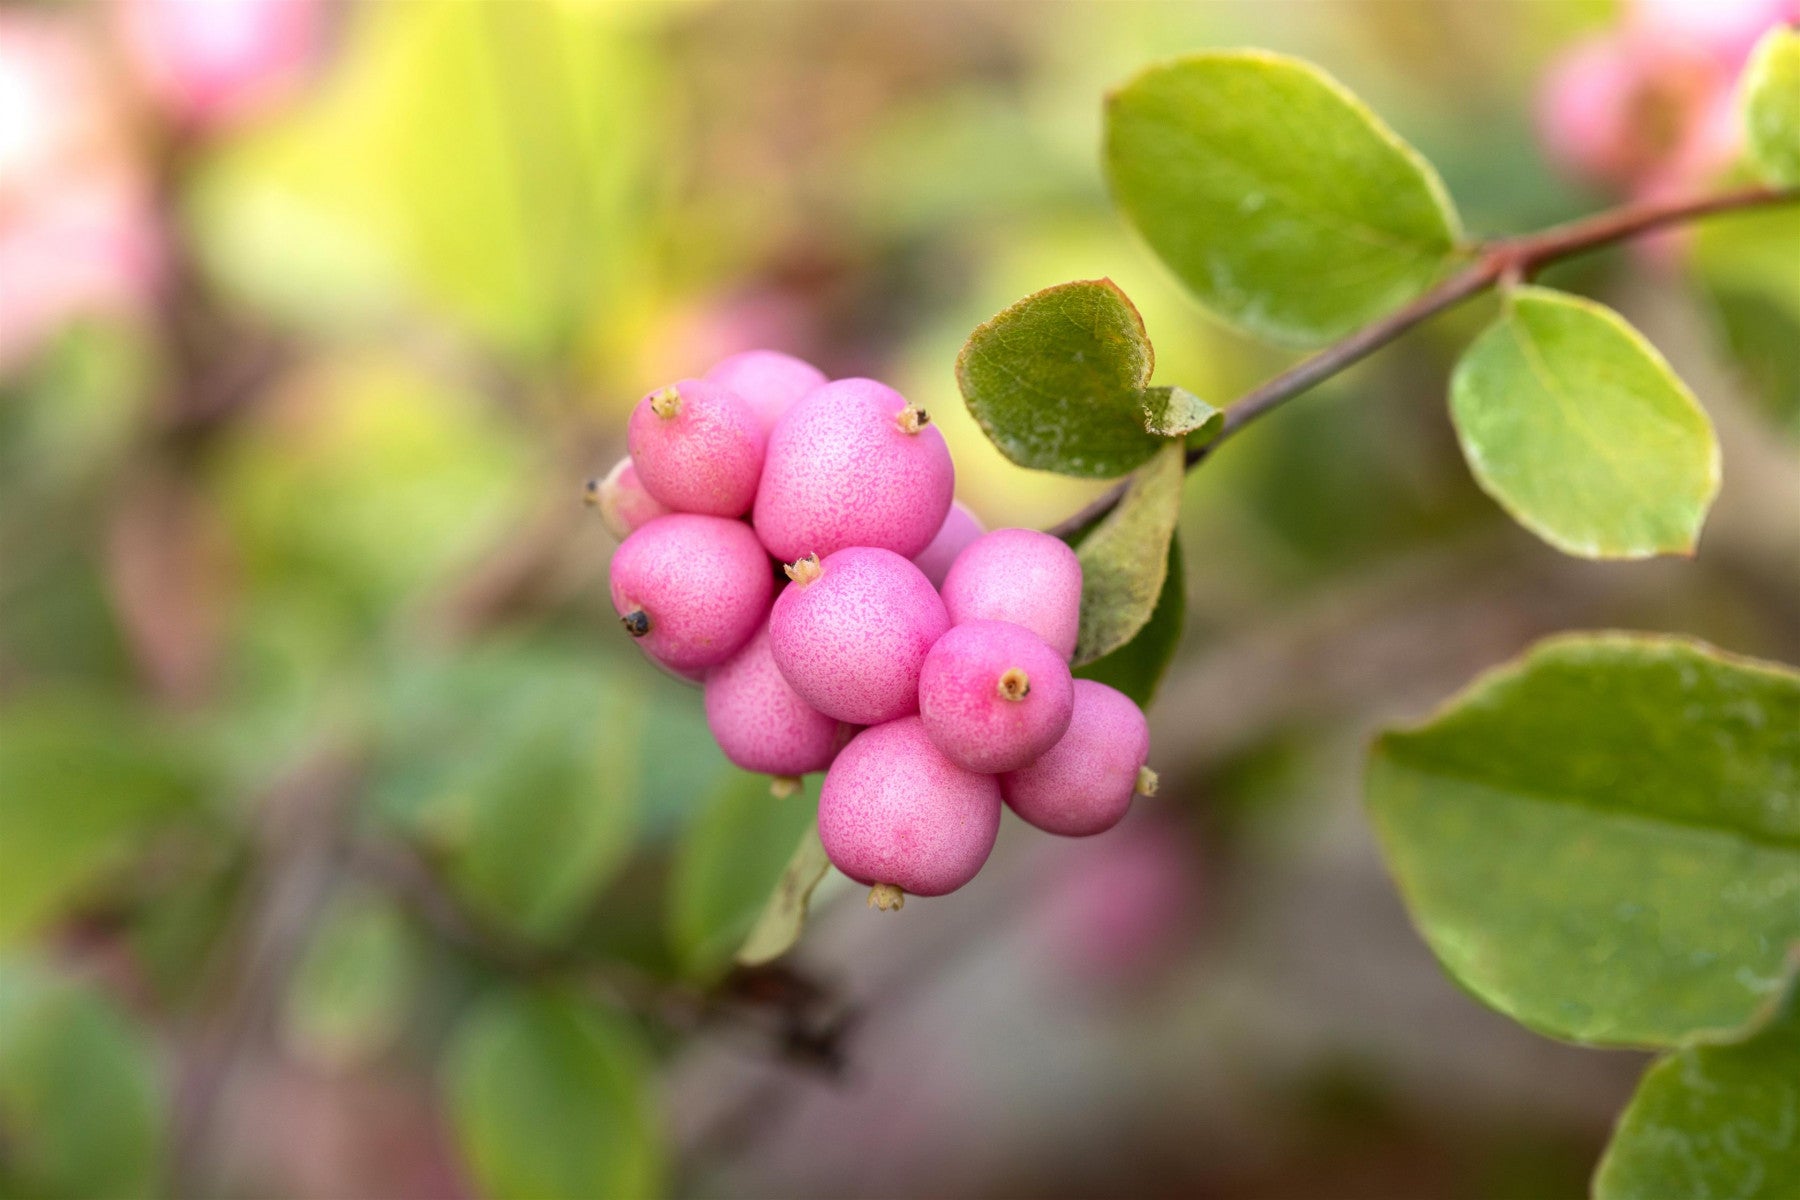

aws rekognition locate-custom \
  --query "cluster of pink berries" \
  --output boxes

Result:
[594,350,1157,911]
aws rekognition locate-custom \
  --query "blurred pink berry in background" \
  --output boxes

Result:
[1026,811,1202,990]
[1536,0,1798,200]
[1634,0,1798,66]
[116,0,321,129]
[0,13,160,373]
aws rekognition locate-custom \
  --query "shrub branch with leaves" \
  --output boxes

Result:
[943,37,1800,1199]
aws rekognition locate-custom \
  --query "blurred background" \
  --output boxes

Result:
[1,0,1796,1196]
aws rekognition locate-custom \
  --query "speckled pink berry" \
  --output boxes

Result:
[918,620,1073,775]
[768,547,947,725]
[703,349,827,433]
[608,513,772,673]
[704,625,850,779]
[819,716,1002,908]
[1001,680,1155,837]
[587,456,672,541]
[912,499,985,589]
[941,528,1082,661]
[626,378,765,517]
[753,378,954,561]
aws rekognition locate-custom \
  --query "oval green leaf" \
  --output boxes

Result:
[1074,534,1185,706]
[668,771,817,981]
[957,279,1205,478]
[1596,993,1800,1199]
[1072,441,1185,666]
[370,645,640,946]
[1744,26,1800,187]
[1105,51,1462,346]
[444,990,663,1200]
[1449,286,1720,559]
[1368,633,1800,1048]
[0,961,165,1199]
[735,822,832,969]
[0,698,204,947]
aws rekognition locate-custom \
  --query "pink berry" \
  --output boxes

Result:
[1002,680,1155,837]
[117,0,320,129]
[753,378,954,561]
[912,499,985,588]
[918,621,1073,774]
[626,378,765,517]
[940,528,1082,662]
[608,514,772,673]
[768,547,947,725]
[587,456,671,541]
[703,349,827,433]
[704,626,850,779]
[819,716,1002,908]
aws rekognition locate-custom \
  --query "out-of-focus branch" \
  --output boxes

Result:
[348,838,856,1076]
[168,745,359,1199]
[1046,184,1800,540]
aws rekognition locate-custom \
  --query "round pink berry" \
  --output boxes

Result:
[608,514,772,673]
[703,349,827,433]
[588,456,671,541]
[627,378,766,517]
[912,499,985,589]
[918,621,1073,775]
[753,378,954,562]
[704,626,850,778]
[768,547,947,725]
[819,716,1002,906]
[1001,680,1154,837]
[941,528,1082,662]
[118,0,320,129]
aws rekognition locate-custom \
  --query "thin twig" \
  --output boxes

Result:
[1046,184,1799,540]
[168,747,358,1199]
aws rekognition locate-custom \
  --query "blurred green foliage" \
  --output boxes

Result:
[0,962,165,1199]
[0,0,1794,1196]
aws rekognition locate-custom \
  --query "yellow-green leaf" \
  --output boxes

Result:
[1744,26,1800,187]
[1072,441,1185,666]
[735,823,832,969]
[1105,51,1461,346]
[1449,286,1719,559]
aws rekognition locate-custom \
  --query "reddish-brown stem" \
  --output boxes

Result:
[1046,183,1799,540]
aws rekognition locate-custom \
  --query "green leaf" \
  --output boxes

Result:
[1105,50,1462,346]
[1744,26,1800,187]
[284,889,417,1068]
[370,642,640,945]
[667,771,818,982]
[1072,441,1185,666]
[1143,386,1223,442]
[1707,283,1800,440]
[1449,286,1719,559]
[735,823,832,969]
[444,990,662,1200]
[0,698,204,947]
[1074,534,1185,706]
[1368,633,1800,1048]
[0,961,164,1199]
[957,279,1195,479]
[1596,991,1800,1200]
[1598,999,1800,1200]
